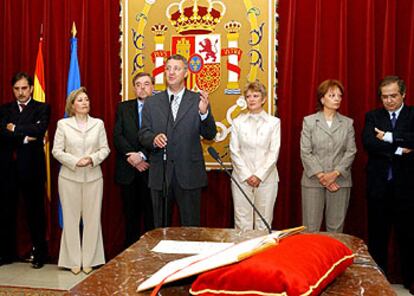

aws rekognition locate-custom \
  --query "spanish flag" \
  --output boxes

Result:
[33,37,51,202]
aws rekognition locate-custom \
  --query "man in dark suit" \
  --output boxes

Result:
[114,72,154,248]
[0,72,50,268]
[139,54,217,227]
[362,76,414,293]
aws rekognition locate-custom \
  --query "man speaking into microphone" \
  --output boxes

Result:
[138,54,217,227]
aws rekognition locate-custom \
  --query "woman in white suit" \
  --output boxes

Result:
[230,80,280,231]
[52,87,110,274]
[300,80,356,233]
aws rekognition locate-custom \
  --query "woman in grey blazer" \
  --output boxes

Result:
[300,80,356,233]
[52,87,110,274]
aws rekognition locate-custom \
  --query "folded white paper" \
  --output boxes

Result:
[137,226,305,292]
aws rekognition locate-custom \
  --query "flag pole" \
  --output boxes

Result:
[72,22,77,37]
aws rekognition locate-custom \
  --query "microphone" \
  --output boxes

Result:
[163,94,174,161]
[160,94,175,227]
[207,147,272,234]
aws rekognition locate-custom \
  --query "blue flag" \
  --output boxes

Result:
[66,36,81,98]
[58,35,81,228]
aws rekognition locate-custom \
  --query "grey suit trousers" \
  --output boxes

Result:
[301,186,350,232]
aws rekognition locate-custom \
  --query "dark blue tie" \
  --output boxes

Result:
[387,112,397,180]
[391,112,397,129]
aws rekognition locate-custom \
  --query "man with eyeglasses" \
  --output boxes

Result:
[114,72,155,248]
[139,54,217,227]
[362,76,414,293]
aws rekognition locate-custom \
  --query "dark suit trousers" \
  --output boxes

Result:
[1,161,47,259]
[121,171,154,248]
[0,168,17,259]
[151,168,201,228]
[367,180,414,285]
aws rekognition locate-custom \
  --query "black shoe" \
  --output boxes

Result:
[0,257,13,266]
[31,258,44,269]
[31,244,47,269]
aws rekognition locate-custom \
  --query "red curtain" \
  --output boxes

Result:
[277,0,414,239]
[1,1,414,272]
[0,0,122,260]
[276,0,414,280]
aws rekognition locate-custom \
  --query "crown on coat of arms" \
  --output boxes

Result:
[151,24,168,36]
[166,0,226,35]
[224,20,241,33]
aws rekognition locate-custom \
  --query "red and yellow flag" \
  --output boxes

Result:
[33,37,51,201]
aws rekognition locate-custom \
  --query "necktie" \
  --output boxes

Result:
[387,112,397,180]
[138,102,143,128]
[391,112,397,129]
[19,103,26,112]
[171,95,180,120]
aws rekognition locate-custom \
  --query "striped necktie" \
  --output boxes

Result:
[138,102,143,128]
[171,95,180,120]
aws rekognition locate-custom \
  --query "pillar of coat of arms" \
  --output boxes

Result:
[121,0,278,168]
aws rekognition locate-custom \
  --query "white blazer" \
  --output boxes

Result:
[230,111,281,184]
[52,116,110,183]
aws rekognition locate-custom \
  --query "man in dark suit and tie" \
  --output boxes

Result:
[114,72,154,248]
[0,72,50,268]
[139,54,217,227]
[362,76,414,293]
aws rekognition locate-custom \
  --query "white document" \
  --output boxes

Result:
[138,232,280,292]
[137,226,305,292]
[152,240,234,254]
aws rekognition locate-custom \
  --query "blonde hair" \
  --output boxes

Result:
[65,86,88,116]
[243,80,267,98]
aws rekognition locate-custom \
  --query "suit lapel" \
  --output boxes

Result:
[395,105,408,130]
[66,117,80,131]
[85,116,99,132]
[160,91,174,124]
[330,113,343,134]
[379,108,392,130]
[16,99,35,122]
[174,90,195,125]
[9,102,20,120]
[65,116,97,133]
[315,112,331,135]
[127,100,139,131]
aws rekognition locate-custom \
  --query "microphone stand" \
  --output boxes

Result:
[161,94,174,227]
[207,147,272,234]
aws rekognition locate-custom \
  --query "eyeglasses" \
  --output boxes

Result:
[381,93,400,100]
[165,66,184,72]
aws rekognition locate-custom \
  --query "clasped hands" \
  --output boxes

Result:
[374,127,412,154]
[316,171,340,192]
[126,152,149,172]
[247,175,261,188]
[76,156,93,167]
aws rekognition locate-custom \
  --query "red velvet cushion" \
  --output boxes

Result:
[190,234,354,296]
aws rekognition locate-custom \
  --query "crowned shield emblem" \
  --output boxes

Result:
[172,34,221,93]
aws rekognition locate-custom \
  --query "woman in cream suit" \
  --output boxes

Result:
[300,80,356,233]
[52,87,110,274]
[230,80,280,231]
